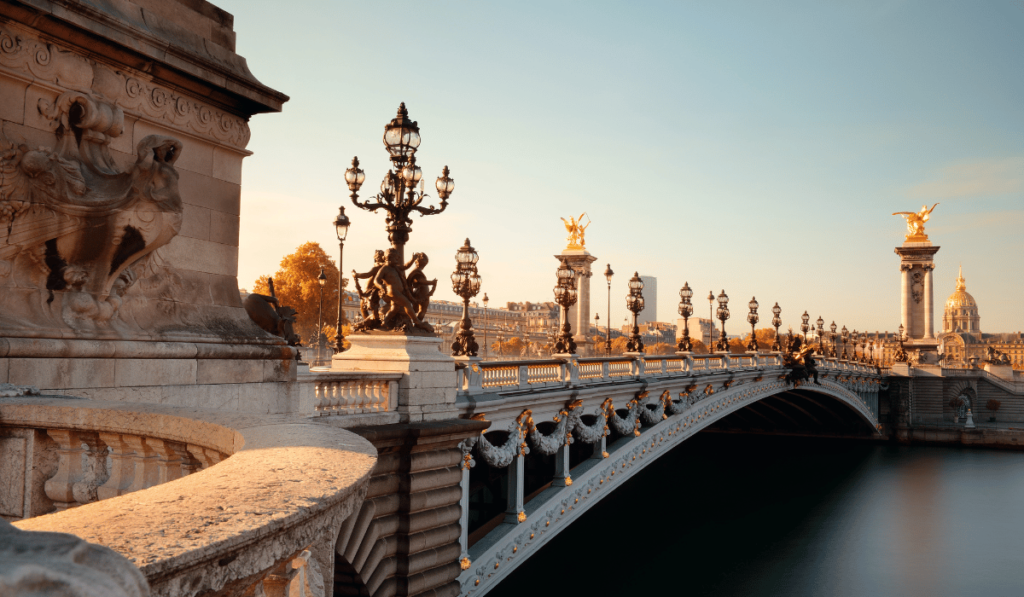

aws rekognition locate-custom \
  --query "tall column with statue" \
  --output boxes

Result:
[556,214,597,352]
[892,203,940,364]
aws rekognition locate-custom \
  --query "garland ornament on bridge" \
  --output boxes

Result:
[553,258,578,354]
[715,290,731,352]
[625,273,646,353]
[746,297,760,353]
[451,239,482,356]
[771,303,783,352]
[677,282,694,352]
[344,103,455,335]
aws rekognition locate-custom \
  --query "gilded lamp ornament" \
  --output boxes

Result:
[450,239,482,357]
[625,272,646,353]
[560,213,591,250]
[346,103,452,335]
[829,321,838,358]
[553,258,578,354]
[677,282,694,352]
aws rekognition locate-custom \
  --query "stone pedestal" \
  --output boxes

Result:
[895,240,940,360]
[984,363,1015,381]
[332,335,457,423]
[556,250,598,349]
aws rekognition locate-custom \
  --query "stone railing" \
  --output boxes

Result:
[4,396,376,597]
[459,352,879,396]
[306,371,402,416]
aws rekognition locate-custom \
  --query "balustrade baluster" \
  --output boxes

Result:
[97,433,133,501]
[504,453,526,525]
[146,438,185,485]
[124,436,159,494]
[44,429,88,511]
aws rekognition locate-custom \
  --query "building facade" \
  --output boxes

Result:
[637,275,658,325]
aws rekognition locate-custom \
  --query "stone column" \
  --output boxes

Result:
[900,265,911,336]
[924,266,934,339]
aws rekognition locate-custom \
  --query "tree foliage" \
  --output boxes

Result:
[492,336,531,357]
[648,342,675,355]
[253,241,344,346]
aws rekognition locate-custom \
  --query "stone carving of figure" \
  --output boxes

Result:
[893,203,939,240]
[404,252,437,320]
[352,250,387,330]
[243,278,300,346]
[783,335,820,386]
[373,248,433,333]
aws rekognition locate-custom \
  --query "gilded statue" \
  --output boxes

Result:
[893,203,939,242]
[560,213,591,249]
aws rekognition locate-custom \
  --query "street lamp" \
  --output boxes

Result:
[746,297,760,353]
[625,272,646,353]
[860,332,868,363]
[332,201,352,352]
[707,291,715,349]
[553,258,578,354]
[829,321,837,358]
[815,316,825,355]
[316,267,327,364]
[851,330,860,360]
[677,282,694,352]
[800,311,810,343]
[895,324,909,362]
[482,293,489,359]
[451,239,482,357]
[868,338,875,365]
[594,313,601,357]
[841,325,849,360]
[771,303,782,352]
[604,264,614,356]
[715,290,730,353]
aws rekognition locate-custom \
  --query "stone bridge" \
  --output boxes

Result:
[447,353,882,596]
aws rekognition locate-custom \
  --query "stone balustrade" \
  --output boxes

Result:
[309,371,402,416]
[3,397,376,597]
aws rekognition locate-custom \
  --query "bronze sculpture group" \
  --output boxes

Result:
[351,248,437,334]
[783,334,820,387]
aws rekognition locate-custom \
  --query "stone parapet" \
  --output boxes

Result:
[6,396,376,596]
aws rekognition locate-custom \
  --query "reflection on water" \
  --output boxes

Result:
[488,434,1024,597]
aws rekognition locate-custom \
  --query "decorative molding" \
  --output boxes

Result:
[0,22,250,150]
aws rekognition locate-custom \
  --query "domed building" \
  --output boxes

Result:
[937,265,1024,367]
[942,265,980,335]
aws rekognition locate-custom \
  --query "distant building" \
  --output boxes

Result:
[637,275,657,325]
[676,317,719,348]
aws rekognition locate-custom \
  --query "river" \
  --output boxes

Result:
[487,433,1024,597]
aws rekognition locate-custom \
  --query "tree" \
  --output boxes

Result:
[689,339,709,354]
[609,337,630,354]
[253,242,345,346]
[727,337,748,354]
[648,342,675,355]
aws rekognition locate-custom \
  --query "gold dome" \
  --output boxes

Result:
[945,265,977,309]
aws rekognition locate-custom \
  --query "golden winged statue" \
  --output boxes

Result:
[560,213,590,249]
[893,203,939,242]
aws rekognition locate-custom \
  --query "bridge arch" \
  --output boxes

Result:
[459,375,880,596]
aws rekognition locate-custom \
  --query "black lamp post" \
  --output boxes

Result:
[316,267,327,364]
[707,291,715,349]
[604,264,614,356]
[715,290,730,353]
[482,293,489,359]
[771,303,782,352]
[332,203,352,352]
[841,325,849,359]
[895,324,909,362]
[451,239,482,357]
[625,272,645,353]
[677,282,694,352]
[746,297,760,353]
[553,258,578,354]
[800,311,810,343]
[815,316,825,355]
[829,321,837,358]
[851,329,860,360]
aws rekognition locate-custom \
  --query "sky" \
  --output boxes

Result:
[220,0,1023,334]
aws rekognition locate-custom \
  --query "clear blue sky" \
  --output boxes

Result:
[221,0,1023,334]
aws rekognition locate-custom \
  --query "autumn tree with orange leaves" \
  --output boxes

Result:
[253,242,350,347]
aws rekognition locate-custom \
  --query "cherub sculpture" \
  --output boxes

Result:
[893,203,939,241]
[373,248,432,333]
[352,250,387,331]
[404,252,437,320]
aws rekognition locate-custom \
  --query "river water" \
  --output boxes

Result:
[488,433,1024,597]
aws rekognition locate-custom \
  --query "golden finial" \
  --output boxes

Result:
[956,264,966,291]
[560,213,591,249]
[892,203,939,242]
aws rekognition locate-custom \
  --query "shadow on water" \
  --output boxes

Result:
[487,433,1024,597]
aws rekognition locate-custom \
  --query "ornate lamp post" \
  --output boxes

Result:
[851,330,860,360]
[771,303,782,352]
[331,206,352,352]
[868,338,875,365]
[677,282,694,352]
[841,325,849,359]
[625,272,646,353]
[482,293,489,359]
[860,332,868,363]
[707,291,715,349]
[316,267,327,364]
[715,290,730,353]
[594,313,601,357]
[553,258,578,354]
[895,324,909,362]
[829,321,838,358]
[815,316,825,355]
[604,264,614,356]
[450,239,482,357]
[800,311,810,343]
[746,297,760,353]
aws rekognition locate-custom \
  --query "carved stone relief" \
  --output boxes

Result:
[911,270,924,304]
